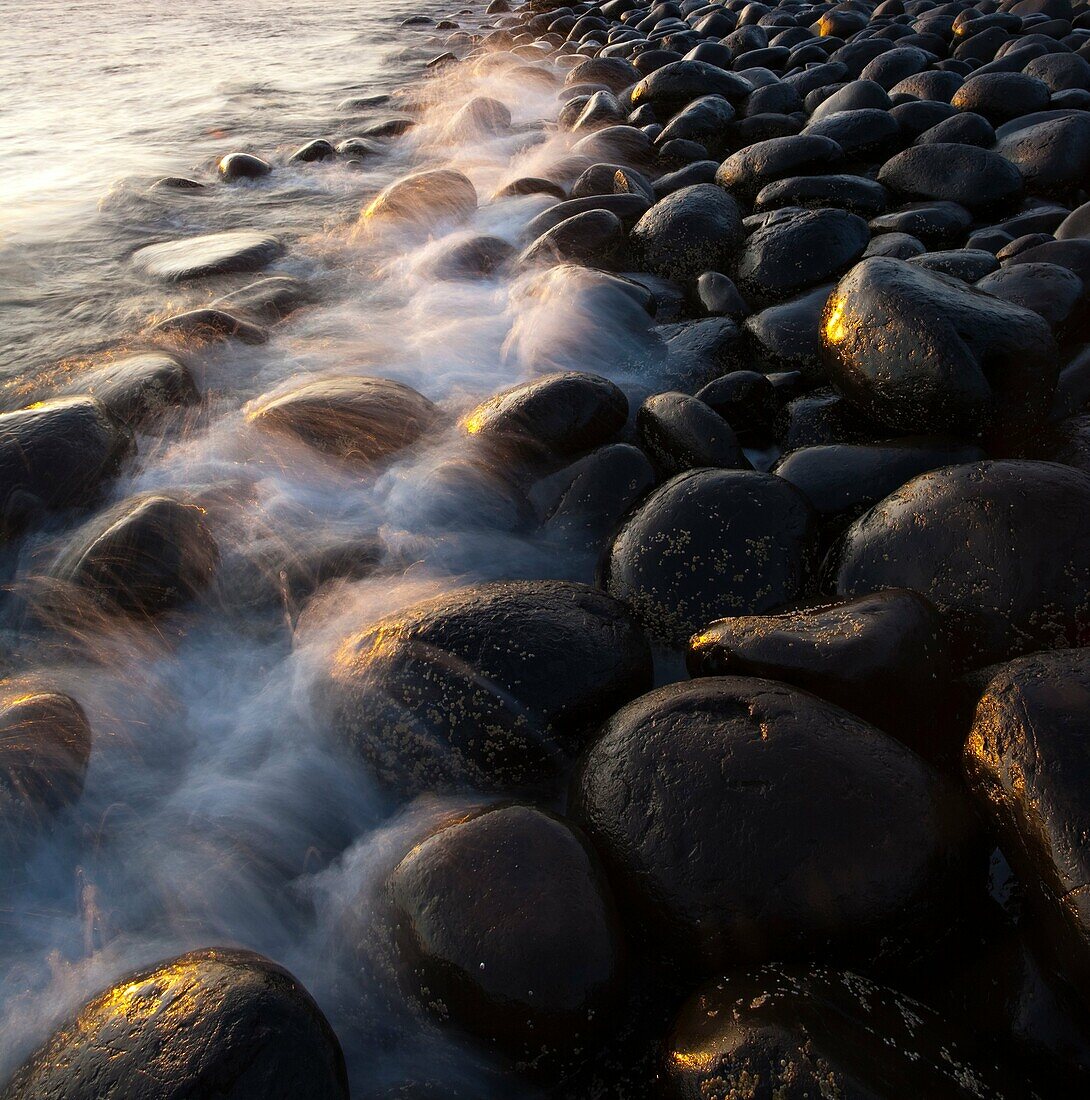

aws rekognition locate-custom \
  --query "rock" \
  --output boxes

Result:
[425,234,514,280]
[289,138,335,163]
[151,308,267,345]
[361,169,477,225]
[534,442,655,550]
[132,230,284,282]
[247,375,438,468]
[460,371,627,465]
[571,163,654,202]
[821,257,1057,440]
[1056,200,1090,241]
[809,79,893,121]
[1030,414,1090,476]
[150,176,205,192]
[878,143,1024,215]
[1,949,349,1099]
[861,45,936,90]
[1005,238,1090,286]
[319,580,652,796]
[217,152,271,180]
[744,283,833,378]
[629,60,752,117]
[600,468,814,647]
[520,209,625,268]
[211,274,312,321]
[448,96,511,136]
[361,117,415,138]
[951,72,1052,123]
[524,195,650,241]
[628,183,742,283]
[688,589,953,756]
[386,804,622,1064]
[651,160,718,198]
[656,95,736,156]
[734,207,870,306]
[63,352,199,429]
[666,965,1031,1100]
[636,391,747,477]
[865,230,927,258]
[694,370,777,442]
[495,176,567,201]
[48,493,218,618]
[976,262,1084,330]
[909,248,1000,282]
[773,437,986,525]
[754,173,889,217]
[1022,52,1090,93]
[715,134,843,201]
[0,399,132,533]
[803,107,902,158]
[831,460,1090,668]
[335,136,381,158]
[565,56,640,93]
[775,388,883,452]
[914,110,996,148]
[889,68,965,102]
[993,112,1090,198]
[570,125,654,167]
[0,685,91,857]
[695,272,749,319]
[965,649,1090,995]
[571,676,976,968]
[869,199,973,247]
[568,90,625,132]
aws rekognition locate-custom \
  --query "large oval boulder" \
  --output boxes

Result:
[821,257,1057,440]
[361,168,477,225]
[571,677,977,969]
[601,469,815,648]
[832,460,1090,669]
[131,230,284,282]
[877,144,1024,215]
[0,948,349,1099]
[319,580,652,796]
[386,804,622,1066]
[629,61,752,117]
[247,375,438,467]
[715,134,843,201]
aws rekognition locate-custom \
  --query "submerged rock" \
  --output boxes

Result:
[132,231,284,282]
[247,375,438,468]
[1,948,349,1099]
[217,152,271,181]
[572,677,977,969]
[63,351,199,429]
[151,308,267,345]
[386,804,622,1066]
[320,580,651,796]
[361,168,477,225]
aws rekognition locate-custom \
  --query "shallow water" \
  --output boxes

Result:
[0,2,676,1095]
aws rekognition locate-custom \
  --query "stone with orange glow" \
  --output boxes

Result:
[360,168,477,225]
[320,579,652,797]
[0,948,349,1099]
[247,375,439,468]
[571,677,979,970]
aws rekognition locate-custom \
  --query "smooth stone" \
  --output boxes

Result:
[289,138,335,163]
[993,112,1090,197]
[775,388,883,452]
[803,106,902,158]
[869,199,973,247]
[831,460,1090,668]
[695,370,777,441]
[48,493,218,618]
[1056,200,1090,240]
[448,95,512,136]
[821,257,1057,439]
[211,274,312,321]
[151,308,267,345]
[667,965,1031,1099]
[524,194,650,241]
[386,804,623,1064]
[0,686,91,858]
[660,316,745,388]
[150,176,206,191]
[878,143,1024,215]
[636,391,748,477]
[570,163,654,201]
[655,94,736,156]
[889,68,966,101]
[695,271,749,319]
[734,206,870,305]
[361,168,477,224]
[715,134,843,201]
[951,71,1053,122]
[1005,238,1090,285]
[217,152,271,180]
[600,468,814,647]
[688,588,953,755]
[860,45,936,89]
[1023,51,1090,92]
[247,375,438,467]
[976,262,1085,330]
[571,677,976,968]
[629,183,742,282]
[0,399,132,531]
[965,649,1090,995]
[908,248,1001,281]
[889,98,959,139]
[62,352,199,429]
[520,209,626,268]
[743,283,833,378]
[865,230,927,258]
[1,949,349,1099]
[570,124,655,166]
[495,176,568,200]
[629,59,752,116]
[650,159,718,198]
[1030,414,1090,475]
[335,136,381,158]
[361,117,415,137]
[460,370,627,464]
[320,580,652,795]
[914,110,996,147]
[564,55,641,93]
[425,234,514,280]
[132,230,284,282]
[808,78,893,121]
[754,173,889,216]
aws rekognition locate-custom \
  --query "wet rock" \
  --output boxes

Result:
[909,248,1000,282]
[832,460,1090,668]
[1029,414,1090,476]
[965,648,1090,995]
[914,110,995,148]
[449,96,511,136]
[735,207,870,306]
[0,685,91,857]
[869,199,973,247]
[568,90,626,132]
[651,160,718,198]
[666,965,1030,1099]
[695,272,749,319]
[775,388,883,452]
[629,60,752,117]
[993,112,1090,198]
[878,143,1024,215]
[1023,51,1090,93]
[247,375,438,468]
[1005,238,1090,287]
[695,370,777,442]
[0,398,132,534]
[754,173,889,217]
[529,211,626,269]
[460,371,626,465]
[688,589,953,756]
[951,72,1052,123]
[150,176,205,192]
[803,107,902,159]
[48,493,218,618]
[661,316,744,388]
[636,391,747,477]
[151,308,267,345]
[601,468,814,647]
[132,230,284,282]
[211,274,312,321]
[335,136,382,158]
[289,138,335,163]
[361,117,416,138]
[1056,200,1090,241]
[976,262,1084,331]
[217,152,271,180]
[889,68,965,102]
[629,183,742,283]
[821,257,1057,439]
[1,948,349,1099]
[565,56,641,93]
[655,95,736,156]
[864,230,926,258]
[524,195,649,241]
[861,45,936,90]
[571,676,976,968]
[63,351,199,429]
[386,804,622,1065]
[425,234,514,280]
[495,176,567,200]
[571,163,654,202]
[320,580,652,795]
[570,124,655,167]
[744,283,833,378]
[715,134,843,201]
[809,79,892,121]
[361,168,477,225]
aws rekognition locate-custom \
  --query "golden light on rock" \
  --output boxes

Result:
[824,297,849,345]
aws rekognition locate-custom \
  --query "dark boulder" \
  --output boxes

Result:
[629,60,752,117]
[950,72,1052,123]
[831,460,1090,668]
[211,275,312,321]
[803,107,902,158]
[150,308,267,345]
[600,468,814,647]
[993,112,1090,198]
[571,676,977,968]
[754,173,889,217]
[425,234,514,280]
[908,248,1000,282]
[217,152,271,180]
[132,230,284,282]
[694,370,777,442]
[289,138,335,163]
[976,262,1084,331]
[743,283,833,378]
[636,391,748,477]
[715,134,843,201]
[520,209,626,268]
[868,200,972,247]
[0,949,349,1099]
[63,352,199,429]
[319,580,652,796]
[878,143,1024,215]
